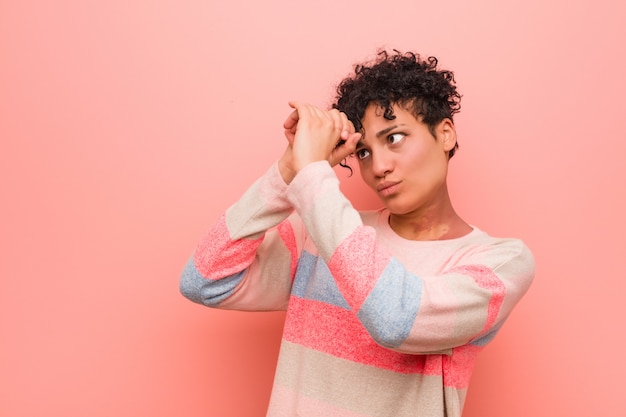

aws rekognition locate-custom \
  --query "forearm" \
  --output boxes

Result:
[180,163,298,311]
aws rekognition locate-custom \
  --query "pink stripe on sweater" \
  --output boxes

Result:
[278,221,297,281]
[327,226,392,311]
[443,344,482,389]
[194,214,263,280]
[449,264,506,333]
[283,296,442,375]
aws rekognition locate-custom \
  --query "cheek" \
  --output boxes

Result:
[402,151,445,185]
[420,156,449,186]
[358,163,376,188]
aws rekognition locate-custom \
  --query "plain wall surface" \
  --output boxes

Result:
[1,0,625,416]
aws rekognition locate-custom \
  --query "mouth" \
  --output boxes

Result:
[377,181,401,197]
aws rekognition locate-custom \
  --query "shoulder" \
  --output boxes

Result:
[467,229,535,289]
[472,230,534,265]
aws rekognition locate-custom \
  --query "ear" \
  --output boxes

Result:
[436,118,457,153]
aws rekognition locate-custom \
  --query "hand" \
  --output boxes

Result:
[279,102,360,183]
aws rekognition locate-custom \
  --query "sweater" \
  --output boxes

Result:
[180,161,535,417]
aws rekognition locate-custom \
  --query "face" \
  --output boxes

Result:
[355,103,456,216]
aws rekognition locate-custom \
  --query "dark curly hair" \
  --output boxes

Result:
[332,49,461,159]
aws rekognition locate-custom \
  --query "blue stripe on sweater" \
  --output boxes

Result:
[357,258,422,348]
[291,251,350,309]
[470,319,505,347]
[179,257,244,306]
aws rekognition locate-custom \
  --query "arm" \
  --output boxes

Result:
[285,161,534,353]
[280,102,533,353]
[179,163,301,311]
[179,102,360,312]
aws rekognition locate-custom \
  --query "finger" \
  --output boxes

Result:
[283,105,299,130]
[323,108,346,141]
[288,101,321,129]
[302,102,328,126]
[329,131,361,166]
[284,101,317,129]
[347,131,362,146]
[284,128,296,144]
[338,111,355,140]
[326,109,353,141]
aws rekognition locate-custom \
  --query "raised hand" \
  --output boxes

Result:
[279,102,361,183]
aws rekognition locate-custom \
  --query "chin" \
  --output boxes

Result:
[384,202,411,216]
[385,199,425,216]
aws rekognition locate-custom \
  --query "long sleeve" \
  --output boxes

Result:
[179,163,301,311]
[284,161,535,354]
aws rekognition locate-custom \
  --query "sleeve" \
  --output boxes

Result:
[179,163,303,311]
[285,161,535,354]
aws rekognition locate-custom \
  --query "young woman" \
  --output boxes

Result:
[180,50,535,417]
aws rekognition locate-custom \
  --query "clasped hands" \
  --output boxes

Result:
[278,102,362,184]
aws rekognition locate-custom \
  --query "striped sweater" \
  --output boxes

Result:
[180,161,535,417]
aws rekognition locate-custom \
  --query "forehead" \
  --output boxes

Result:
[360,103,419,139]
[362,102,418,125]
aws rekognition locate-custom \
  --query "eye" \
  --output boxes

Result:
[355,148,370,160]
[387,133,405,145]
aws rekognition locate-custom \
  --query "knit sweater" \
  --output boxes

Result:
[180,161,535,417]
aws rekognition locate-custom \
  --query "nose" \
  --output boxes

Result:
[371,148,394,178]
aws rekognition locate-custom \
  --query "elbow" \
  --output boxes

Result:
[353,258,422,349]
[179,257,243,306]
[361,315,459,354]
[368,326,409,349]
[369,326,408,349]
[357,309,414,349]
[179,257,207,304]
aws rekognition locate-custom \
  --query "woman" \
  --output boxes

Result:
[180,50,535,417]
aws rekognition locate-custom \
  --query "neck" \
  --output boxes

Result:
[388,187,471,241]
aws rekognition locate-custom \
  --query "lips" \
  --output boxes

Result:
[377,181,400,197]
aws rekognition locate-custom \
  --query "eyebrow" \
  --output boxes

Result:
[375,125,400,138]
[356,124,405,149]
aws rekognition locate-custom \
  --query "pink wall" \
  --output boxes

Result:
[1,0,625,416]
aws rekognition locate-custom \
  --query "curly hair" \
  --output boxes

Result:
[332,49,461,159]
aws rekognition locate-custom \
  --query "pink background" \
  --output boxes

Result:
[1,0,625,416]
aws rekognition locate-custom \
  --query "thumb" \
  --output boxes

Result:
[329,132,361,167]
